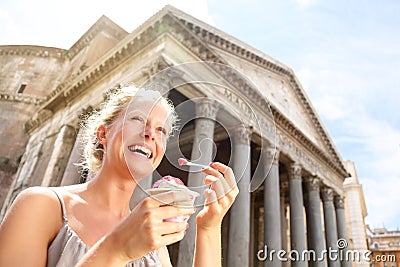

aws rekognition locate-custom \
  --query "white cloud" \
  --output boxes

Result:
[299,64,400,229]
[0,7,22,44]
[0,0,213,48]
[349,115,400,176]
[363,174,400,229]
[294,0,317,8]
[297,67,366,120]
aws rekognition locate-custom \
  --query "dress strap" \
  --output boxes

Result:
[49,188,68,224]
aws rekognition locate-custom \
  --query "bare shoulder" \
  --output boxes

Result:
[0,186,63,265]
[15,185,59,200]
[0,186,63,237]
[7,186,62,217]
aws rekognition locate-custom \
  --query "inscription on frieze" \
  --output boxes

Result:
[222,88,275,140]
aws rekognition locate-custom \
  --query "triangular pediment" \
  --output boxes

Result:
[156,5,345,174]
[67,15,128,59]
[213,48,327,149]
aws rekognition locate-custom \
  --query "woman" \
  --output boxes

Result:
[0,86,239,267]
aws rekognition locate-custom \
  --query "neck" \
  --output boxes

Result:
[85,168,138,216]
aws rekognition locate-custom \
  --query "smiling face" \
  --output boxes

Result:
[100,95,172,181]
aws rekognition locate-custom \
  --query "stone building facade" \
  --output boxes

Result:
[343,161,369,266]
[367,227,400,267]
[0,5,366,267]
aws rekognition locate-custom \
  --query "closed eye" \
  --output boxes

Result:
[157,127,167,135]
[130,116,145,123]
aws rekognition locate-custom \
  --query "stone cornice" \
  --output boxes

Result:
[272,106,348,178]
[0,92,45,106]
[24,109,53,133]
[0,45,66,58]
[164,5,284,67]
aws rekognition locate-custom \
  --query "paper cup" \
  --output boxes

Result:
[147,187,199,222]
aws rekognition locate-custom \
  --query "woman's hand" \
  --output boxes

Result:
[196,162,239,230]
[106,191,195,263]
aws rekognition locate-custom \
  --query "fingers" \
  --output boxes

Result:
[159,228,186,247]
[140,197,195,223]
[159,221,188,236]
[209,162,237,188]
[204,188,217,206]
[205,175,225,199]
[147,190,193,207]
[146,221,188,249]
[158,205,195,220]
[155,218,191,247]
[202,162,238,197]
[201,162,239,220]
[138,205,192,247]
[202,165,223,179]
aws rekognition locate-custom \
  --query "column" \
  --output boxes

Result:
[41,125,77,187]
[280,182,289,267]
[288,163,307,267]
[322,188,340,267]
[0,140,44,218]
[178,98,219,267]
[263,147,282,267]
[305,176,325,267]
[334,196,351,267]
[228,126,252,267]
[61,127,83,185]
[250,194,256,267]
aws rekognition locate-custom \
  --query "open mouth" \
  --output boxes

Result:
[128,145,153,159]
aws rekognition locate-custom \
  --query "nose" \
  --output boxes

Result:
[143,124,156,140]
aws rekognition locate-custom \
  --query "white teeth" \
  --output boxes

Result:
[128,145,152,159]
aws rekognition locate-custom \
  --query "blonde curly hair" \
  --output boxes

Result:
[80,85,178,173]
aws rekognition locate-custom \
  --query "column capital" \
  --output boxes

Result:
[321,188,334,202]
[262,146,280,165]
[289,162,302,180]
[305,176,320,192]
[195,98,220,120]
[334,195,345,209]
[231,125,252,145]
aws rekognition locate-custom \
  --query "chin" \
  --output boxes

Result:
[126,162,155,181]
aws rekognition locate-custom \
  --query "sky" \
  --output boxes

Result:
[1,0,399,230]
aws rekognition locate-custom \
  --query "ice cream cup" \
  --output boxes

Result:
[147,187,199,222]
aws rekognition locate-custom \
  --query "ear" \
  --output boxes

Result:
[96,125,107,146]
